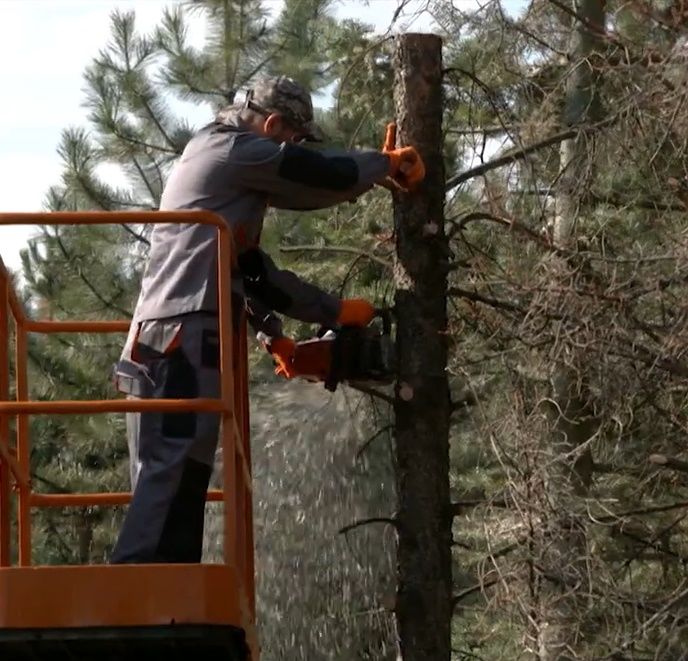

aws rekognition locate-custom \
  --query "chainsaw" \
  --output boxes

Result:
[261,310,395,392]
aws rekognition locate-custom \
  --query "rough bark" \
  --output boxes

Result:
[391,33,452,661]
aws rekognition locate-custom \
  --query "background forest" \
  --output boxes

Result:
[4,0,688,659]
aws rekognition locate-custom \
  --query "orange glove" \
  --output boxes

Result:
[337,299,375,327]
[387,147,425,190]
[266,336,297,379]
[381,122,426,191]
[382,122,397,152]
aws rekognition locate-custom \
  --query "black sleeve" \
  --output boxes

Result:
[229,134,390,209]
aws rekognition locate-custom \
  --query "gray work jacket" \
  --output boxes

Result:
[129,111,390,338]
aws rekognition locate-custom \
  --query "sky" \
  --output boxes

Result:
[0,0,522,276]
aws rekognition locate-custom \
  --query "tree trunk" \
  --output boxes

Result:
[538,2,606,658]
[77,511,93,564]
[391,33,452,661]
[553,0,605,248]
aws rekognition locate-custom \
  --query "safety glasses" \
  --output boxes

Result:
[244,89,309,143]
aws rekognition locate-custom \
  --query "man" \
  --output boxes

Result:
[109,75,425,564]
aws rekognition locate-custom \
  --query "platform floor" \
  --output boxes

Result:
[0,564,255,660]
[0,623,248,660]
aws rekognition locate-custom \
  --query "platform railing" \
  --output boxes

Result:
[0,210,255,620]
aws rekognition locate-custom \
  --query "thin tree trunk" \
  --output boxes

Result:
[538,2,606,658]
[77,511,93,564]
[553,0,605,249]
[391,33,452,661]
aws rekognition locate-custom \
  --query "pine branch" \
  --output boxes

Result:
[594,500,688,523]
[348,383,395,406]
[547,0,622,47]
[45,520,77,561]
[648,454,688,474]
[448,287,523,313]
[156,6,231,103]
[444,67,519,129]
[447,211,551,249]
[109,125,180,155]
[337,252,369,298]
[240,44,288,86]
[229,0,246,93]
[130,155,161,204]
[28,348,81,389]
[450,497,509,515]
[52,230,132,318]
[446,127,577,191]
[451,390,478,411]
[609,584,688,656]
[446,125,522,135]
[150,156,167,196]
[591,462,643,476]
[32,470,72,494]
[338,516,398,535]
[136,93,178,153]
[452,578,500,610]
[335,35,394,124]
[445,116,618,192]
[279,244,392,269]
[120,224,151,246]
[620,514,688,568]
[610,344,688,381]
[71,165,139,213]
[518,189,688,213]
[355,424,393,460]
[498,2,568,58]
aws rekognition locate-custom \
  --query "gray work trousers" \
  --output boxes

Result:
[110,312,223,564]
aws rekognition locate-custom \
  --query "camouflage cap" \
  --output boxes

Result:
[245,75,324,142]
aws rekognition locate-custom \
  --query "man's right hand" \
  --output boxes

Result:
[264,336,297,379]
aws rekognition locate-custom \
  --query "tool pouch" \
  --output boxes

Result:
[111,320,183,397]
[111,359,152,397]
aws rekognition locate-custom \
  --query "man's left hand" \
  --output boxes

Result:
[380,122,426,191]
[337,299,376,327]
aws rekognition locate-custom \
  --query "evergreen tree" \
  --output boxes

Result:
[436,0,688,657]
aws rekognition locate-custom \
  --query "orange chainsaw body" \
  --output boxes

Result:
[291,336,335,383]
[290,314,394,392]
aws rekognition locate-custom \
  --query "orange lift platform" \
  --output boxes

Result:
[0,211,258,660]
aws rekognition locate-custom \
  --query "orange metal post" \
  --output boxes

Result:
[15,327,30,566]
[0,440,26,490]
[217,226,238,571]
[239,326,256,617]
[0,272,10,566]
[234,323,252,615]
[235,449,246,602]
[7,282,25,327]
